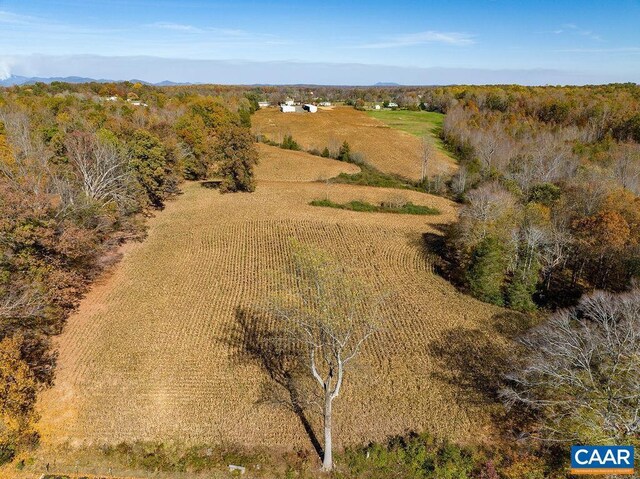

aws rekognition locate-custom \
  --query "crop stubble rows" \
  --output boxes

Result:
[252,107,457,180]
[39,137,500,451]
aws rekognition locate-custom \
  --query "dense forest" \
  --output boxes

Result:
[0,81,257,460]
[437,85,640,310]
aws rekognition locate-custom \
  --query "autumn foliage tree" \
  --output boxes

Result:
[0,335,39,462]
[0,82,259,462]
[217,124,258,193]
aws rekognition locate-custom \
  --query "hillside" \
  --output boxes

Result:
[35,143,507,461]
[252,106,457,181]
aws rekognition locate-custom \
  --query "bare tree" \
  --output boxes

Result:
[501,289,640,444]
[264,242,384,471]
[420,136,434,183]
[613,143,640,194]
[450,165,469,196]
[469,123,515,173]
[65,131,130,206]
[459,182,517,241]
[0,289,44,324]
[538,223,572,288]
[0,108,54,195]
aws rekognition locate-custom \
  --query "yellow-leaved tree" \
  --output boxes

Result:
[0,335,39,463]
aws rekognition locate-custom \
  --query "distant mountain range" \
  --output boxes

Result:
[0,75,403,88]
[0,75,194,87]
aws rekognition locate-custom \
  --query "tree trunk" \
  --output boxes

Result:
[322,391,333,471]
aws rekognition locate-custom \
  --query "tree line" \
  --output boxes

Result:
[0,81,257,461]
[423,84,640,311]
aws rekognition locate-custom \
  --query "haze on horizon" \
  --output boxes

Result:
[0,0,639,85]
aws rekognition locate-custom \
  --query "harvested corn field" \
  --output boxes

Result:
[38,142,505,454]
[252,106,457,180]
[254,143,360,182]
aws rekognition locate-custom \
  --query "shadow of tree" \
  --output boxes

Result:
[491,311,538,339]
[200,179,223,189]
[227,307,324,459]
[429,310,542,441]
[430,326,509,408]
[419,224,457,280]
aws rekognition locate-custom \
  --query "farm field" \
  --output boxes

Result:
[254,142,360,181]
[36,143,507,460]
[252,106,456,181]
[367,110,449,152]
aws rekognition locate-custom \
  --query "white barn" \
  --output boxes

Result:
[280,104,296,113]
[303,104,318,113]
[258,101,270,108]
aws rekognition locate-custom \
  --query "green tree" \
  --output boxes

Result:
[280,134,301,151]
[128,130,172,208]
[337,141,351,163]
[217,124,259,193]
[466,236,508,305]
[506,257,540,312]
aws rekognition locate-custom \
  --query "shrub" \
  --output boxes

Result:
[337,141,351,162]
[280,134,301,151]
[337,433,475,479]
[333,163,416,190]
[309,199,439,215]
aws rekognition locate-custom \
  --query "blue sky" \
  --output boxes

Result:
[0,0,639,84]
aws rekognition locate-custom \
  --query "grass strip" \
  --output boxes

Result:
[310,199,439,215]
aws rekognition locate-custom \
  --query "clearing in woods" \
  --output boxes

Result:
[252,106,457,180]
[37,142,507,455]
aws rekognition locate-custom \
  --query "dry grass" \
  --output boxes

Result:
[254,143,360,182]
[36,139,508,462]
[252,106,457,181]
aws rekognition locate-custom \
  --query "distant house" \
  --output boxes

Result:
[303,104,318,113]
[127,99,148,107]
[105,96,119,102]
[257,101,270,108]
[319,101,331,107]
[284,99,295,106]
[280,104,296,113]
[374,104,381,110]
[387,102,398,108]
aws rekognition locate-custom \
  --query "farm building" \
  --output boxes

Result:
[387,102,399,108]
[280,104,296,113]
[303,104,318,113]
[374,104,381,110]
[258,101,270,108]
[319,101,331,107]
[127,99,148,107]
[284,99,295,106]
